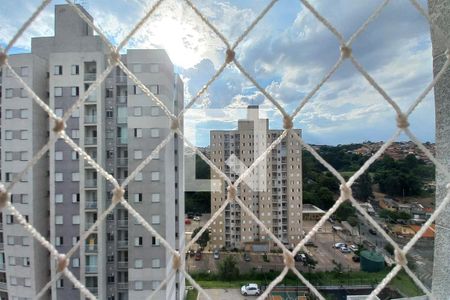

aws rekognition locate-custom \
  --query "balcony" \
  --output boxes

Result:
[85,179,97,188]
[84,115,97,124]
[85,265,98,273]
[117,261,128,269]
[85,222,97,231]
[86,201,97,209]
[117,95,127,103]
[117,219,128,227]
[0,264,4,271]
[0,243,3,251]
[86,94,97,103]
[85,244,98,253]
[0,282,6,290]
[117,282,128,290]
[117,240,128,249]
[117,116,127,124]
[117,158,128,167]
[84,73,97,81]
[116,76,127,84]
[85,137,97,146]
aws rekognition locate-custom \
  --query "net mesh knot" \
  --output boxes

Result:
[112,187,125,204]
[283,115,293,130]
[109,50,121,65]
[227,185,237,200]
[340,45,352,59]
[396,113,409,129]
[53,118,66,133]
[395,248,408,267]
[172,252,181,270]
[340,184,352,200]
[0,52,7,66]
[283,251,295,269]
[171,117,179,130]
[0,184,8,209]
[57,254,69,272]
[225,49,235,64]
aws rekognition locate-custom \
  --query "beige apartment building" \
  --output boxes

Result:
[210,106,302,250]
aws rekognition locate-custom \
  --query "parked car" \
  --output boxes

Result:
[333,242,347,249]
[340,247,352,253]
[194,250,202,261]
[240,283,260,296]
[187,213,194,219]
[349,244,359,252]
[188,249,195,257]
[213,249,220,260]
[185,219,191,225]
[352,255,360,262]
[193,216,201,222]
[243,252,251,262]
[369,228,377,235]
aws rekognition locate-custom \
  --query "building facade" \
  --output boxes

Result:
[1,4,184,300]
[210,106,303,250]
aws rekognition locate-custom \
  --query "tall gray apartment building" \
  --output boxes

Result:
[210,106,302,250]
[0,4,184,300]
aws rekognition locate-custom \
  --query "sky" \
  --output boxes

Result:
[0,0,438,146]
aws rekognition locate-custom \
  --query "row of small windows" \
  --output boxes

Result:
[4,130,28,140]
[54,172,80,182]
[54,64,80,76]
[9,276,32,287]
[4,88,28,98]
[4,151,28,161]
[8,256,30,267]
[4,109,28,119]
[55,236,81,247]
[55,215,80,225]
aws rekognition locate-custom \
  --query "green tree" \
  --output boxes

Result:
[384,244,394,255]
[185,192,210,214]
[218,255,239,280]
[192,227,210,248]
[353,172,373,201]
[334,202,356,221]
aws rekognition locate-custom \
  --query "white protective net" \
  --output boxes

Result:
[0,0,450,299]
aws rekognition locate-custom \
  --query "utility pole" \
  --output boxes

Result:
[429,1,450,298]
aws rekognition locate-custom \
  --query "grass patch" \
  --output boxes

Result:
[186,288,198,300]
[390,270,423,297]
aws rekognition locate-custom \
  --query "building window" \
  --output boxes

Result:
[134,281,143,290]
[133,85,142,95]
[23,257,30,267]
[7,236,15,245]
[135,172,143,181]
[72,215,80,225]
[22,237,30,246]
[133,193,142,203]
[72,193,80,203]
[8,256,16,266]
[132,64,142,73]
[21,194,29,204]
[134,128,142,138]
[5,109,13,119]
[20,66,29,77]
[55,194,64,203]
[134,150,143,160]
[149,85,159,94]
[72,258,80,268]
[55,151,63,160]
[55,216,63,225]
[151,172,160,181]
[71,130,79,139]
[10,276,17,286]
[151,193,160,203]
[5,88,13,98]
[71,87,79,97]
[54,65,63,75]
[55,108,63,117]
[133,107,142,116]
[20,88,27,98]
[150,106,159,116]
[5,152,12,161]
[151,259,160,269]
[5,130,13,140]
[56,279,64,288]
[152,236,160,246]
[72,151,79,160]
[72,236,80,245]
[20,151,28,161]
[134,237,143,246]
[151,215,160,225]
[55,236,63,246]
[20,109,28,118]
[134,259,143,269]
[20,130,28,140]
[106,110,113,118]
[71,108,80,117]
[149,64,159,73]
[6,215,14,224]
[71,65,79,75]
[55,173,63,182]
[150,128,160,138]
[54,87,63,97]
[72,172,80,182]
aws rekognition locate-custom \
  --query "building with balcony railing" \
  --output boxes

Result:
[0,4,184,300]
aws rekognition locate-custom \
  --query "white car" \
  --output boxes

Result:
[241,283,260,296]
[349,244,359,252]
[193,216,200,221]
[340,247,352,253]
[333,242,347,249]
